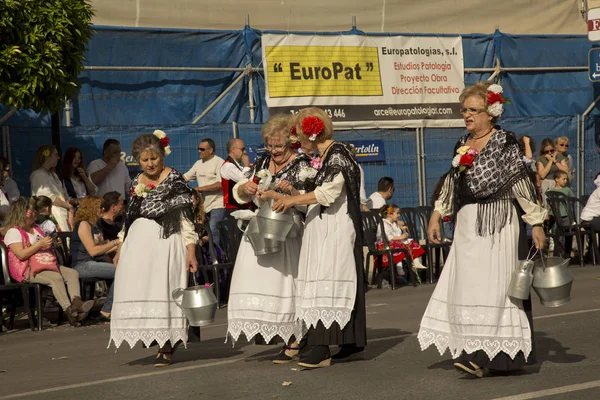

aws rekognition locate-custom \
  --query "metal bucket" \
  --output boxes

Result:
[532,256,573,308]
[243,217,282,256]
[508,259,535,300]
[256,199,294,241]
[172,279,218,327]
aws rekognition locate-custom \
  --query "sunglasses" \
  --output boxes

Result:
[558,143,569,148]
[235,147,245,152]
[543,150,555,154]
[198,147,207,151]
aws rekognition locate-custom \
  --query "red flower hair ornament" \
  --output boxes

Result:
[289,126,301,150]
[301,116,325,142]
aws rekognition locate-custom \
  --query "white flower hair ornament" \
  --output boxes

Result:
[485,84,510,118]
[153,130,171,156]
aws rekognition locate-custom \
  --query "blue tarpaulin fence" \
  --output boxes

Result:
[2,27,600,205]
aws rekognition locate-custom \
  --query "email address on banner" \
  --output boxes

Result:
[373,105,454,118]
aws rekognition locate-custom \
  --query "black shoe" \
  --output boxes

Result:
[331,344,365,360]
[298,345,331,369]
[272,345,299,364]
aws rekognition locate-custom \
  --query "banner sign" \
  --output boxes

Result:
[262,34,465,128]
[347,140,386,162]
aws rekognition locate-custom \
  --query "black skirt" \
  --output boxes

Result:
[305,240,367,347]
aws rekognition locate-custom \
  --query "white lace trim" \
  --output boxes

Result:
[226,318,306,346]
[108,328,188,350]
[417,327,531,361]
[297,307,352,331]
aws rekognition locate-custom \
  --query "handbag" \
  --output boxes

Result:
[17,226,60,278]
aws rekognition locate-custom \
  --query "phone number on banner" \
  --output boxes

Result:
[271,103,461,121]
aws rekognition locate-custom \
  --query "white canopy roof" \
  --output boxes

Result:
[91,0,587,35]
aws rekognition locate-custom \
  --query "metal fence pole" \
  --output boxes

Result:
[415,127,423,206]
[248,64,255,123]
[192,66,251,124]
[232,121,239,139]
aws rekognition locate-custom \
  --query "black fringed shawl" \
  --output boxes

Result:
[441,129,537,237]
[309,142,364,244]
[125,169,194,239]
[245,152,312,192]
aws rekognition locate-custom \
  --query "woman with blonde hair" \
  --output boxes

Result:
[30,145,73,231]
[109,132,198,367]
[554,136,574,185]
[272,108,366,368]
[4,198,93,326]
[70,196,119,322]
[226,114,311,363]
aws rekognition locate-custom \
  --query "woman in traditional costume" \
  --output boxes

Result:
[272,107,366,368]
[109,132,198,367]
[417,81,547,378]
[226,115,311,363]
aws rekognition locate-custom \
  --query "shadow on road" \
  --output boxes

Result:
[125,336,245,366]
[424,330,587,375]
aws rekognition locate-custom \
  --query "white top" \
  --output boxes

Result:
[0,189,9,223]
[69,177,97,198]
[220,158,250,183]
[87,159,131,198]
[2,177,20,203]
[581,186,600,221]
[358,165,367,205]
[30,168,70,232]
[314,172,346,206]
[381,218,404,240]
[366,192,386,210]
[183,156,225,212]
[38,219,58,236]
[4,227,44,247]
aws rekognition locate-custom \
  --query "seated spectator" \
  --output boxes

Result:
[582,184,600,228]
[30,145,74,231]
[0,157,20,203]
[366,176,394,210]
[70,196,119,322]
[377,204,427,273]
[547,170,574,257]
[61,147,97,205]
[34,196,59,236]
[87,139,131,198]
[99,191,124,241]
[536,138,568,206]
[555,136,574,185]
[4,197,93,326]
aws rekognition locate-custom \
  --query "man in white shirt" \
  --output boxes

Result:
[221,138,252,216]
[366,176,394,210]
[184,138,226,246]
[87,139,131,198]
[581,185,600,262]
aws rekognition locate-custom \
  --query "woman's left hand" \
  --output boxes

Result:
[186,251,198,273]
[532,226,546,249]
[272,196,294,213]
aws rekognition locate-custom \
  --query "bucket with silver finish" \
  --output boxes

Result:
[172,276,218,327]
[532,256,573,308]
[256,199,294,241]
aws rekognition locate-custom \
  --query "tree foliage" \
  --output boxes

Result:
[0,0,94,114]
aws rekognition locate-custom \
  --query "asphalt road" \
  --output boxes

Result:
[1,265,599,400]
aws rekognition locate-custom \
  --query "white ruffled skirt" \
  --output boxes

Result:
[417,204,532,360]
[226,228,305,345]
[109,218,188,349]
